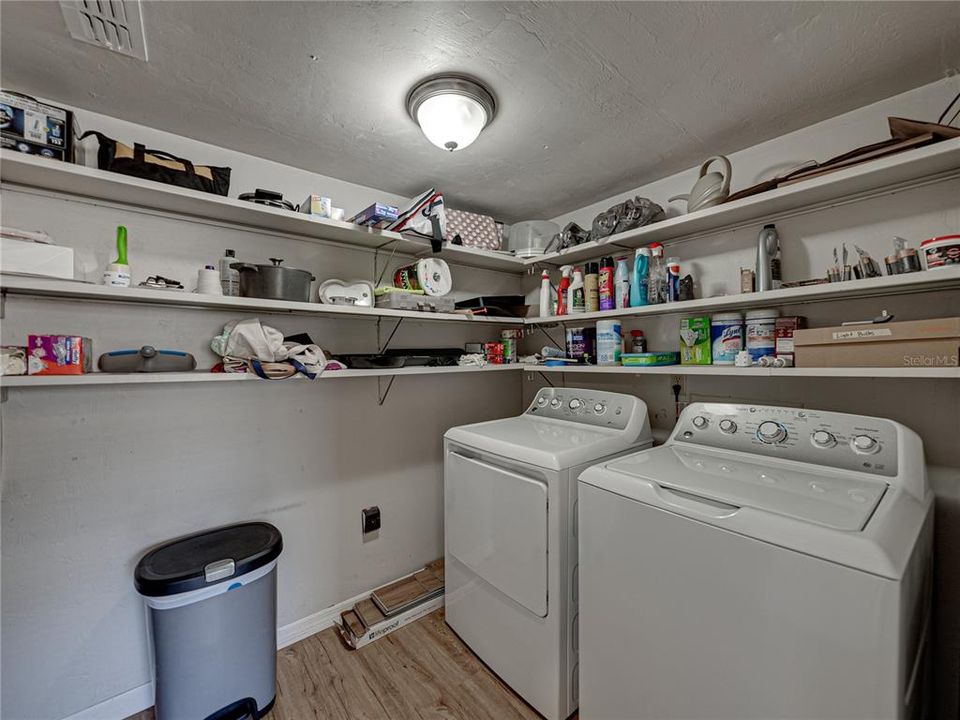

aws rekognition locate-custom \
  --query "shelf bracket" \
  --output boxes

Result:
[377,317,404,354]
[537,325,564,351]
[535,371,555,388]
[377,375,397,406]
[0,290,6,320]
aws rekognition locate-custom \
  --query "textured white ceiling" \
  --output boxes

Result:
[2,2,959,221]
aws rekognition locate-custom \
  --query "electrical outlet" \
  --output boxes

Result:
[362,506,381,534]
[671,375,684,392]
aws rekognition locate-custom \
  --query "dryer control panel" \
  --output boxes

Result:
[673,403,899,477]
[526,387,639,431]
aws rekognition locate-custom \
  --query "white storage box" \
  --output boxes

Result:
[1,237,74,279]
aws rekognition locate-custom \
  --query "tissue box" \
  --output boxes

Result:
[680,316,712,365]
[1,237,74,279]
[27,335,92,375]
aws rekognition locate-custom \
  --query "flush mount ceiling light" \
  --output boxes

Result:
[406,75,496,152]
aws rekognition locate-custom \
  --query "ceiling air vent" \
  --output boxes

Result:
[60,0,148,61]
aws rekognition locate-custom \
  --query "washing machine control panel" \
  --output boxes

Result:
[527,387,637,430]
[674,403,898,477]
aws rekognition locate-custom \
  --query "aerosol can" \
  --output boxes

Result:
[539,270,553,317]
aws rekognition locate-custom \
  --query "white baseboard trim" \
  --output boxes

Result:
[61,683,154,720]
[60,585,384,720]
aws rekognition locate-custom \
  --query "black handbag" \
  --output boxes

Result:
[80,130,231,196]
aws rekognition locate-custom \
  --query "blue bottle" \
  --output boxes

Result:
[630,247,650,307]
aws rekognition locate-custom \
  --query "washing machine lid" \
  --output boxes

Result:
[602,445,887,532]
[445,416,647,470]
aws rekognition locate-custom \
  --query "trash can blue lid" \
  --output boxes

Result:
[134,522,283,597]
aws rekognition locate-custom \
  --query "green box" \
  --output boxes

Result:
[680,316,712,365]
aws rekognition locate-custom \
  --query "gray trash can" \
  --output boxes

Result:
[134,522,283,720]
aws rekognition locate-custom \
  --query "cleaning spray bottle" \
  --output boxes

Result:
[630,246,650,307]
[568,266,586,314]
[557,265,573,315]
[647,242,665,304]
[102,225,131,287]
[539,269,553,317]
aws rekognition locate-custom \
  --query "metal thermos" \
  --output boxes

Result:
[756,224,781,292]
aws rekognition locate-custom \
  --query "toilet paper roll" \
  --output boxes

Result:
[197,266,223,295]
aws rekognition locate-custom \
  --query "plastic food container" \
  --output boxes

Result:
[921,235,960,270]
[745,308,779,361]
[710,312,744,365]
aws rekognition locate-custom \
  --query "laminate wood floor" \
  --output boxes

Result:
[127,608,566,720]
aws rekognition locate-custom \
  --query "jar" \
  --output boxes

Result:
[710,312,744,365]
[745,308,779,361]
[630,330,647,354]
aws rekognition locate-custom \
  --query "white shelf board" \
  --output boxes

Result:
[0,273,524,325]
[0,151,527,274]
[1,364,523,388]
[524,364,960,379]
[525,266,960,325]
[527,137,960,267]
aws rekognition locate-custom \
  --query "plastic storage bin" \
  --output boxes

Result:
[134,522,283,720]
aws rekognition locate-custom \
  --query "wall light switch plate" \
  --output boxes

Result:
[362,506,381,534]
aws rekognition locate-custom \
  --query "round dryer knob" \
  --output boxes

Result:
[719,419,737,434]
[851,434,879,454]
[757,421,788,444]
[594,403,606,415]
[550,398,562,409]
[569,398,583,411]
[811,430,837,448]
[692,416,709,429]
[537,396,548,407]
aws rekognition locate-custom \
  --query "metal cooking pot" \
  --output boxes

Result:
[231,258,316,302]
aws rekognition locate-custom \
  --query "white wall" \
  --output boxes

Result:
[0,108,523,719]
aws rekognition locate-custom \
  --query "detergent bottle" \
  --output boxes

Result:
[568,266,586,313]
[630,247,650,307]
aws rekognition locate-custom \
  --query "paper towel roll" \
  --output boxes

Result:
[197,266,223,295]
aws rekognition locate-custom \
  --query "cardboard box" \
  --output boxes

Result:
[27,335,92,375]
[1,237,74,279]
[680,316,712,365]
[794,318,960,368]
[300,194,332,218]
[1,91,81,163]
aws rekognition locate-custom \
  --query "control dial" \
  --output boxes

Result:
[719,419,737,434]
[811,430,837,448]
[550,398,562,409]
[594,403,606,415]
[692,416,709,430]
[756,421,788,444]
[851,434,880,454]
[537,396,548,407]
[569,398,584,412]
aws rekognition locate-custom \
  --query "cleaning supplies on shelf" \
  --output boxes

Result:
[197,265,223,295]
[648,243,665,304]
[102,225,131,288]
[557,265,572,315]
[630,247,650,307]
[756,224,780,291]
[565,326,595,363]
[710,312,744,365]
[599,256,615,311]
[584,262,600,312]
[629,330,646,354]
[745,308,779,361]
[621,352,680,367]
[665,257,681,302]
[596,320,623,366]
[568,267,586,314]
[680,316,712,365]
[219,249,240,296]
[614,257,630,309]
[539,270,553,316]
[27,334,92,375]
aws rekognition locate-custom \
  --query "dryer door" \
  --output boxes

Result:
[446,451,549,617]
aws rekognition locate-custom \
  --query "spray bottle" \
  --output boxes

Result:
[630,247,650,307]
[557,265,573,315]
[568,266,586,313]
[614,256,630,309]
[647,242,665,304]
[539,269,553,317]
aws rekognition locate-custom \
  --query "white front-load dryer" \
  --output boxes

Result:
[444,387,653,720]
[578,402,934,720]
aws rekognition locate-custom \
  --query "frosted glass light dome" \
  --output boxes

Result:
[407,75,496,153]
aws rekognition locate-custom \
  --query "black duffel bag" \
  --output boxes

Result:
[81,130,231,196]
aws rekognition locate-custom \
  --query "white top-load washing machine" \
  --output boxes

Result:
[578,402,934,720]
[444,387,653,720]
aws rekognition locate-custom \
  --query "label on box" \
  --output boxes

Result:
[832,328,893,340]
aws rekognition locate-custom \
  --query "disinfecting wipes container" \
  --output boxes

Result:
[596,319,623,366]
[711,312,744,365]
[746,308,779,361]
